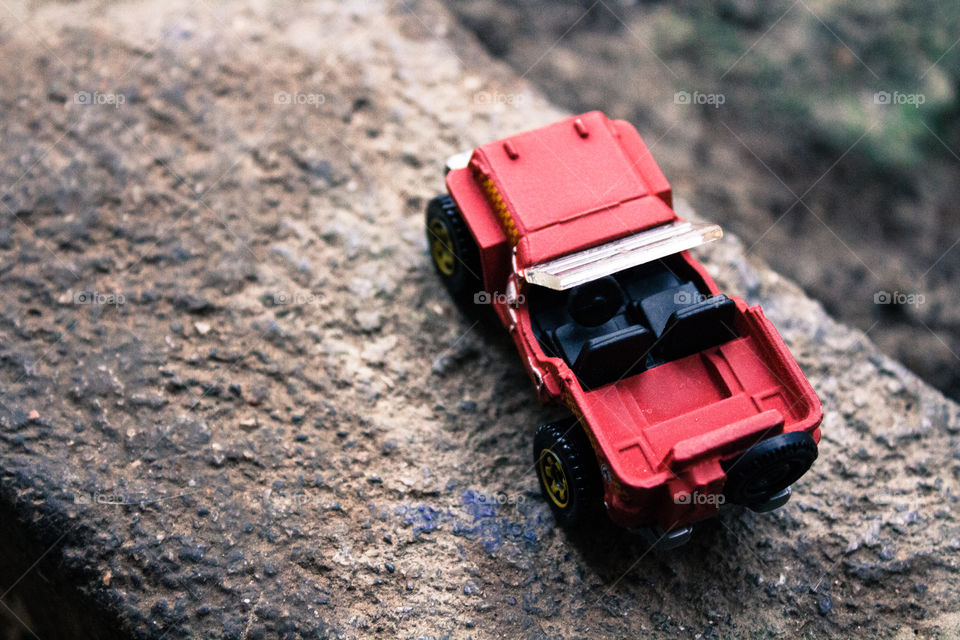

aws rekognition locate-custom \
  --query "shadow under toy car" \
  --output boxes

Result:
[426,111,822,547]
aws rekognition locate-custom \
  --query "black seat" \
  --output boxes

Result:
[621,264,683,301]
[633,282,701,336]
[527,258,737,389]
[549,314,631,364]
[656,294,739,360]
[572,324,655,390]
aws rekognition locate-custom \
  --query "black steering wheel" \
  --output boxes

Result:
[567,277,624,327]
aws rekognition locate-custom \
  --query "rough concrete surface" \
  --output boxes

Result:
[0,1,958,638]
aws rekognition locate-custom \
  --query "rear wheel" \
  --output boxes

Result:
[722,431,818,507]
[533,421,601,527]
[425,195,483,303]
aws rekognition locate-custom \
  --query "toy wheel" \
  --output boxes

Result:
[425,194,483,302]
[722,431,818,507]
[533,421,601,527]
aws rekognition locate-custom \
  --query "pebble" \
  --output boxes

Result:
[431,355,453,375]
[817,594,832,615]
[209,443,225,467]
[246,386,268,406]
[175,294,215,314]
[381,440,398,455]
[355,310,383,332]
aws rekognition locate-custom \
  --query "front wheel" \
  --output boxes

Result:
[425,194,483,303]
[533,421,601,527]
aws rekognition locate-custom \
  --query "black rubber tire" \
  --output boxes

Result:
[533,421,601,527]
[722,431,818,507]
[425,194,483,303]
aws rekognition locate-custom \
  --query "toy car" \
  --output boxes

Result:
[426,112,822,546]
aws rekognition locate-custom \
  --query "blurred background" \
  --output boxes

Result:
[450,0,960,400]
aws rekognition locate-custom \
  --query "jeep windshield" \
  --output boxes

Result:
[522,220,722,291]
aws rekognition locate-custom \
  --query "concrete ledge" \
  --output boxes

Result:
[0,1,957,638]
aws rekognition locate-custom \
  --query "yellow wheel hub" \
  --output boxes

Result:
[428,219,456,276]
[539,449,570,509]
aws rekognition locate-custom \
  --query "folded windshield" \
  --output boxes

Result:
[522,221,722,291]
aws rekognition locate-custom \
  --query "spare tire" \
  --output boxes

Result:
[567,276,624,327]
[722,432,818,507]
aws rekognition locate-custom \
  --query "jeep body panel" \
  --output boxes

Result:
[443,112,823,532]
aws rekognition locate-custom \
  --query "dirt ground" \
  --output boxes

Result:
[0,1,958,638]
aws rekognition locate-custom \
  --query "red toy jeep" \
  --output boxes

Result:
[426,112,822,546]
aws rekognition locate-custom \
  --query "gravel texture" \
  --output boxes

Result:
[0,1,958,638]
